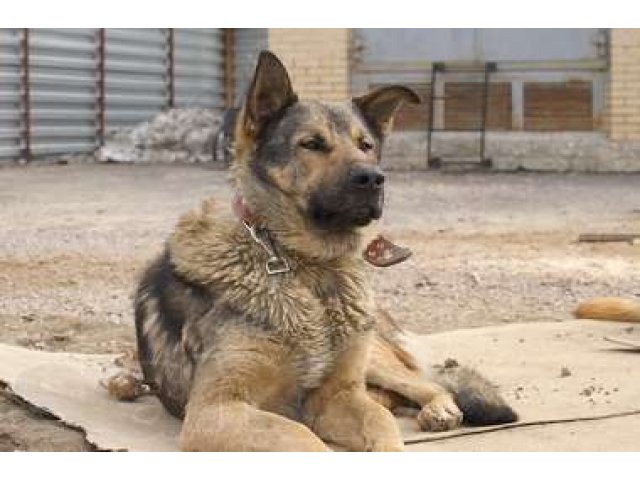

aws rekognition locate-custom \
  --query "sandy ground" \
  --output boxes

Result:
[1,162,639,450]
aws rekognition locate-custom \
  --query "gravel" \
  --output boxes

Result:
[1,164,639,338]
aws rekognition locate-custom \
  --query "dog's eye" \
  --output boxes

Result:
[359,137,375,153]
[299,136,328,152]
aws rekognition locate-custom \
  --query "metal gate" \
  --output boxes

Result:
[0,28,226,162]
[351,28,608,133]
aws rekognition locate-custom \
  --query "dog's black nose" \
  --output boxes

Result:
[348,165,385,189]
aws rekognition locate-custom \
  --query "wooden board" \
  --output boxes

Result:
[524,80,593,131]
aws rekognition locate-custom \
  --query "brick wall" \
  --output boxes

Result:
[608,29,640,141]
[267,29,349,101]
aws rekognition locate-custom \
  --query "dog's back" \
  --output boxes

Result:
[134,250,216,418]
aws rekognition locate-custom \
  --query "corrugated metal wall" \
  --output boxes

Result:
[233,29,268,104]
[175,29,225,109]
[0,28,226,162]
[0,29,23,160]
[104,28,168,130]
[30,29,98,156]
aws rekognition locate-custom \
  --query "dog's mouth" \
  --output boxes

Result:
[309,195,383,232]
[350,204,383,225]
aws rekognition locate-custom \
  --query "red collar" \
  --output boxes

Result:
[232,193,290,275]
[232,193,410,269]
[232,192,260,227]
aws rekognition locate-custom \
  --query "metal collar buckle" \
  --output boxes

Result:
[242,221,290,275]
[266,257,290,275]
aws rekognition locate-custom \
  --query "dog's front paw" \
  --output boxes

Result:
[417,395,463,432]
[364,435,404,452]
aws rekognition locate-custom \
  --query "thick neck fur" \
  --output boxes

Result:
[230,160,372,264]
[166,118,376,348]
[168,197,375,361]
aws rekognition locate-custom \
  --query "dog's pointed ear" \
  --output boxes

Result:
[242,50,298,136]
[353,86,421,137]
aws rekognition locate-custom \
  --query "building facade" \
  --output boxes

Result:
[1,28,640,170]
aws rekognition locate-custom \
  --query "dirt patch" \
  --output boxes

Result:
[0,391,94,452]
[1,163,639,450]
[0,313,134,354]
[0,313,134,451]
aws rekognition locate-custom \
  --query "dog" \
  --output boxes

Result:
[134,50,517,451]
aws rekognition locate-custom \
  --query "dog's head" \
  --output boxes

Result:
[233,51,419,256]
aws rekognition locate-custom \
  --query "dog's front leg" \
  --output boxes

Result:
[181,400,328,452]
[303,332,404,451]
[180,335,329,452]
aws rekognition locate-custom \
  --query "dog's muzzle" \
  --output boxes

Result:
[310,165,385,231]
[347,164,385,191]
[345,164,385,224]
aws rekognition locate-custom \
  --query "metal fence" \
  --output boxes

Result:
[0,28,226,162]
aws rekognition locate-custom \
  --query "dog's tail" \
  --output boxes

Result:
[396,329,518,427]
[574,297,640,322]
[431,362,519,426]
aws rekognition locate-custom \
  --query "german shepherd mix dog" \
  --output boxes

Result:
[135,51,517,451]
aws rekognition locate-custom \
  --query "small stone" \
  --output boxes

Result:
[443,358,459,369]
[560,366,572,378]
[105,373,147,402]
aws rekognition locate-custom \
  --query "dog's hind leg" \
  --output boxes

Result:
[180,334,328,452]
[366,336,463,432]
[368,335,518,429]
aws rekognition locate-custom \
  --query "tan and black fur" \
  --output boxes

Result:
[134,51,516,451]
